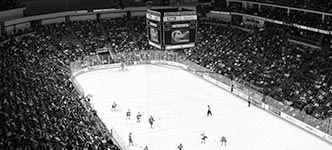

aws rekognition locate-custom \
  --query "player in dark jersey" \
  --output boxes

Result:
[201,133,208,144]
[128,132,133,146]
[111,102,117,111]
[177,143,183,150]
[220,136,227,146]
[207,105,212,117]
[126,109,131,120]
[136,112,142,123]
[149,115,155,129]
[143,146,148,150]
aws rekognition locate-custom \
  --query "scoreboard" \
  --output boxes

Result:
[147,9,197,50]
[147,10,162,49]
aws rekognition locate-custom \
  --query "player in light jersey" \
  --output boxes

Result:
[136,112,142,123]
[126,109,131,120]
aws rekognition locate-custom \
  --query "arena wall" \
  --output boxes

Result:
[70,14,97,21]
[0,7,26,22]
[41,17,66,25]
[100,12,127,19]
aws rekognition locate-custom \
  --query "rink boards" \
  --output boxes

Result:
[75,61,329,150]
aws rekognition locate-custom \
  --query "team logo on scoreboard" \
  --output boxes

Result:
[171,29,189,43]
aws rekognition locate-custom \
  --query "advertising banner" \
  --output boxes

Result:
[165,43,195,50]
[268,106,281,116]
[146,13,161,22]
[249,96,262,107]
[163,15,197,22]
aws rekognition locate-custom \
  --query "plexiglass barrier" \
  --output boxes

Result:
[70,50,332,143]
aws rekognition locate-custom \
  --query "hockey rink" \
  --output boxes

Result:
[75,64,332,150]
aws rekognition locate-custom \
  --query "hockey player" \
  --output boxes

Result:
[120,62,125,70]
[136,112,142,123]
[143,146,148,150]
[220,136,227,146]
[177,143,183,150]
[248,100,251,107]
[111,102,117,111]
[201,133,208,144]
[126,109,131,120]
[149,115,155,129]
[129,132,134,146]
[207,105,212,117]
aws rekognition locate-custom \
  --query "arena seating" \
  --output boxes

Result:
[222,2,332,31]
[244,0,332,13]
[183,19,332,119]
[1,14,332,148]
[1,21,120,149]
[0,0,20,11]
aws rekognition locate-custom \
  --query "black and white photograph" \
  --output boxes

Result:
[1,0,332,150]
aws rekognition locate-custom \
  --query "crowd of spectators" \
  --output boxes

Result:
[183,20,332,119]
[71,20,106,51]
[184,23,251,80]
[219,1,332,31]
[0,0,20,11]
[271,47,332,118]
[0,15,160,149]
[1,13,332,148]
[244,0,332,13]
[1,19,121,149]
[265,22,324,47]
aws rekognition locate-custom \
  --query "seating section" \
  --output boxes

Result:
[1,20,120,149]
[245,0,332,13]
[0,0,20,11]
[220,1,332,31]
[183,20,332,119]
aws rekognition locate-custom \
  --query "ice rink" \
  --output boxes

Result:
[75,64,332,150]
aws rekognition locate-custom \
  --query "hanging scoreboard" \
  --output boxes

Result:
[147,8,197,50]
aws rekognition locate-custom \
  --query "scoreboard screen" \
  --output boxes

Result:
[163,13,197,50]
[164,20,196,50]
[149,27,159,43]
[147,21,161,44]
[146,11,162,49]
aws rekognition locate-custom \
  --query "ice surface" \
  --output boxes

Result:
[75,64,332,150]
